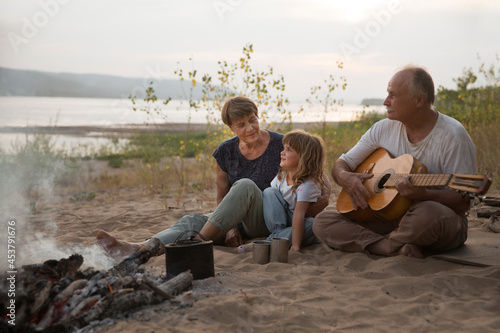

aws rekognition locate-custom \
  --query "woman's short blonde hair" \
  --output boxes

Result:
[221,96,259,126]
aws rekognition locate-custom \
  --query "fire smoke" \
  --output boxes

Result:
[0,135,114,271]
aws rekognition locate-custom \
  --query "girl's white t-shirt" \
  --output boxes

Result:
[270,176,321,212]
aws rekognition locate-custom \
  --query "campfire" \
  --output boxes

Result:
[1,254,193,332]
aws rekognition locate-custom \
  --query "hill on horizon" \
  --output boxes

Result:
[0,67,204,100]
[0,67,384,105]
[360,98,384,106]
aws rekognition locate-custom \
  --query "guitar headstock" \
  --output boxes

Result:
[448,174,492,195]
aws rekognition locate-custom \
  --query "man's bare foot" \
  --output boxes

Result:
[96,230,142,259]
[399,244,424,259]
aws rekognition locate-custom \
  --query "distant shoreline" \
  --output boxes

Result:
[0,122,342,138]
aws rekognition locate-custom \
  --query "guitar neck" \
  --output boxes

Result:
[384,174,452,188]
[384,173,491,195]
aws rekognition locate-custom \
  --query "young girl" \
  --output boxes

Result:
[263,129,327,251]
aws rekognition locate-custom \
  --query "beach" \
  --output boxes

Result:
[1,1,498,329]
[7,154,500,333]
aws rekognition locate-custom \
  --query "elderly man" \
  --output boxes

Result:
[313,65,476,258]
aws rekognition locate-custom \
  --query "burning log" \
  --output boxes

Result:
[53,271,194,330]
[140,277,174,301]
[141,271,194,301]
[0,254,194,332]
[111,248,154,276]
[101,289,155,317]
[31,281,53,316]
[36,303,55,331]
[54,279,88,304]
[22,254,84,281]
[157,271,194,296]
[111,237,162,276]
[70,294,101,317]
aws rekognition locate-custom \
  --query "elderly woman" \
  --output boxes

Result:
[97,96,329,269]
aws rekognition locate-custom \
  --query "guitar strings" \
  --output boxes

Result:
[362,173,452,187]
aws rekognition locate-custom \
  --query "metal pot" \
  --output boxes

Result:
[164,230,214,280]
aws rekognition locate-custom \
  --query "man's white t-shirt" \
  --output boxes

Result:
[339,112,477,175]
[270,176,321,212]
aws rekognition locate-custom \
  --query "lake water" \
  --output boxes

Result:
[0,96,385,151]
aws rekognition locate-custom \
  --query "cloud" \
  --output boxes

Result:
[407,0,500,12]
[0,0,499,101]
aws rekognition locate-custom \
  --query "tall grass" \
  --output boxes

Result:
[436,59,500,188]
[470,123,500,188]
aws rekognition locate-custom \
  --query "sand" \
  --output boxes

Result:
[7,159,500,333]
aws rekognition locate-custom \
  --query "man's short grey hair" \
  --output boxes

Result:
[400,65,435,105]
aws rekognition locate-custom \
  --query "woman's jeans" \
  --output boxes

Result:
[153,179,270,245]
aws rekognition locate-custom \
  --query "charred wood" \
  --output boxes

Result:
[1,254,194,332]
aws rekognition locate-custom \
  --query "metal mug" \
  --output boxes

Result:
[270,237,289,263]
[253,240,271,264]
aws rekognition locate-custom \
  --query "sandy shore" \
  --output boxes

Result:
[0,123,214,137]
[7,158,499,332]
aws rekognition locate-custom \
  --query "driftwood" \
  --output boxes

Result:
[476,208,500,218]
[482,196,500,207]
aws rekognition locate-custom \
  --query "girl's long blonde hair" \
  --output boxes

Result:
[278,129,326,193]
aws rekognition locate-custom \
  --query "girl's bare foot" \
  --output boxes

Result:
[399,244,424,259]
[96,230,142,259]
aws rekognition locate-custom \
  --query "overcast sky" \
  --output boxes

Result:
[1,0,499,103]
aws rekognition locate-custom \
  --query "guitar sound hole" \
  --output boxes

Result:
[377,174,391,190]
[372,168,395,193]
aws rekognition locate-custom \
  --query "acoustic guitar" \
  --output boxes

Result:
[336,148,491,222]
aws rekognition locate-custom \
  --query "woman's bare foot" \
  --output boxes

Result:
[96,230,143,259]
[399,244,424,259]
